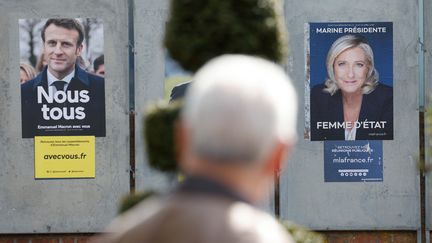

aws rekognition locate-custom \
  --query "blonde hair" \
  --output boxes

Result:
[323,35,379,95]
[20,62,36,83]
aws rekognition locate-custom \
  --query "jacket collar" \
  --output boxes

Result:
[32,64,89,90]
[177,175,252,205]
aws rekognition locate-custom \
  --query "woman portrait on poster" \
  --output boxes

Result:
[310,34,393,141]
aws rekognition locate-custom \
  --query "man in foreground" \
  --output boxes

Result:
[99,54,298,243]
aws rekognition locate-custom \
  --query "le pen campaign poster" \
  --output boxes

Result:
[19,18,105,138]
[305,22,393,141]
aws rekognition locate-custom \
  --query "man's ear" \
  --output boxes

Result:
[264,141,292,175]
[174,120,188,169]
[76,44,83,56]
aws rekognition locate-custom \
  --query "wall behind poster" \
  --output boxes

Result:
[0,0,129,233]
[132,1,276,214]
[132,1,174,195]
[281,0,419,230]
[425,0,432,232]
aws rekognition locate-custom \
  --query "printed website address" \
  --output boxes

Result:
[44,153,87,160]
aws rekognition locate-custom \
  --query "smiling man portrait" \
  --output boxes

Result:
[21,18,105,138]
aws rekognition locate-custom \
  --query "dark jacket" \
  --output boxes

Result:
[169,81,191,103]
[21,65,105,138]
[310,83,393,141]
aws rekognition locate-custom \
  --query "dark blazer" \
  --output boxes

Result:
[310,83,393,141]
[169,81,191,103]
[21,65,106,138]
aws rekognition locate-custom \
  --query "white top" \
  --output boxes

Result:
[345,126,357,140]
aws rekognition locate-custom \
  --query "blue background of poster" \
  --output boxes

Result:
[324,140,383,182]
[309,22,393,88]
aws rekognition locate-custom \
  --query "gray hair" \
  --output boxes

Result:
[323,35,379,95]
[182,55,297,164]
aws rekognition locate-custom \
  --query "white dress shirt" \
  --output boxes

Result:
[47,69,75,92]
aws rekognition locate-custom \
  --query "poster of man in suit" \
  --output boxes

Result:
[305,22,393,141]
[20,18,105,138]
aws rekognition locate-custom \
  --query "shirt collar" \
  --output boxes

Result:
[47,69,75,87]
[176,175,252,205]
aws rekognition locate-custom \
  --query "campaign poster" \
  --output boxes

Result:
[19,18,105,138]
[305,22,393,141]
[324,140,383,182]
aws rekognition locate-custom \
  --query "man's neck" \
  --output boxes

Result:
[183,159,265,204]
[47,67,75,87]
[47,67,75,81]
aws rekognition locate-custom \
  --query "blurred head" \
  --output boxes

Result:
[93,54,105,76]
[324,35,378,95]
[20,62,36,84]
[179,55,297,194]
[41,18,84,79]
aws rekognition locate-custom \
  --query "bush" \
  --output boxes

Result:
[281,221,326,243]
[144,102,182,172]
[164,0,288,72]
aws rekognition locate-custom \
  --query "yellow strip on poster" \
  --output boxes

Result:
[34,136,95,179]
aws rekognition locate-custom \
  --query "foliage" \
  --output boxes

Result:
[144,101,182,172]
[164,0,288,72]
[281,221,326,243]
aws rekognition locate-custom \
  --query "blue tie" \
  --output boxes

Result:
[53,80,67,92]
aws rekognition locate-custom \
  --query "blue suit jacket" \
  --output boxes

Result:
[310,83,393,140]
[21,65,106,138]
[169,81,191,103]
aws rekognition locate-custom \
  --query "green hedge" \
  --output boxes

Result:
[144,102,182,172]
[164,0,288,72]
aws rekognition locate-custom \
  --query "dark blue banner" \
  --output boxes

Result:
[324,140,383,182]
